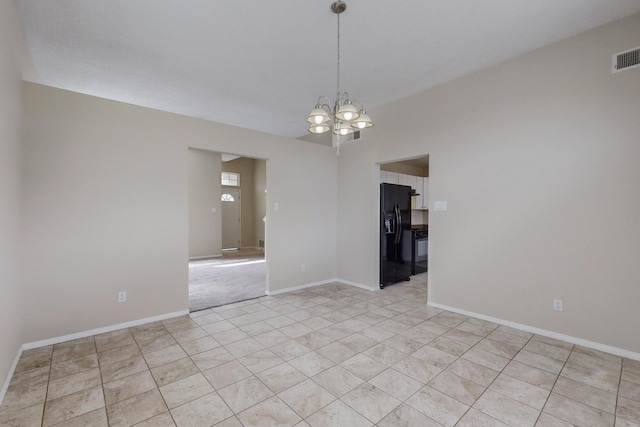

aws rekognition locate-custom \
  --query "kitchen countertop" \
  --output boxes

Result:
[411,224,428,231]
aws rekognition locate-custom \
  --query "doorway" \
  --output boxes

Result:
[187,149,267,311]
[221,188,241,249]
[378,155,429,290]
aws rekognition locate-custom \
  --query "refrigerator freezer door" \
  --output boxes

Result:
[380,183,413,287]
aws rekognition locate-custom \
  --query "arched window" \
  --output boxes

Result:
[221,193,235,202]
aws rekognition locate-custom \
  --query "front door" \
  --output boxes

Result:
[221,189,241,249]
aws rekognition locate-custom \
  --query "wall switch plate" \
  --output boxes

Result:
[274,202,279,211]
[434,201,448,211]
[300,264,305,272]
[553,299,563,312]
[211,207,216,213]
[118,291,127,303]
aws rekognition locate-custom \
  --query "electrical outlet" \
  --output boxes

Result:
[118,291,127,303]
[553,299,563,312]
[300,264,305,272]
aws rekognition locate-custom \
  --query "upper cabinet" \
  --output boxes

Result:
[416,177,429,210]
[380,171,429,210]
[385,172,399,184]
[380,170,399,184]
[399,173,415,190]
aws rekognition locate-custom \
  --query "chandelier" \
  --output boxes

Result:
[306,1,373,155]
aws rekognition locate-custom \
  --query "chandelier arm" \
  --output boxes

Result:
[316,96,332,112]
[349,98,364,110]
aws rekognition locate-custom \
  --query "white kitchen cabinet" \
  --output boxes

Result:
[412,177,429,210]
[399,173,410,187]
[417,177,429,209]
[409,176,420,192]
[407,175,418,191]
[385,172,399,184]
[414,181,422,209]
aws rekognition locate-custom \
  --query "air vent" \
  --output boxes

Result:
[612,46,640,73]
[332,130,361,148]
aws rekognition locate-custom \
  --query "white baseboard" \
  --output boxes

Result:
[266,278,377,296]
[428,302,640,362]
[0,346,23,407]
[189,254,222,260]
[266,279,336,296]
[2,309,189,406]
[335,278,379,292]
[22,310,189,351]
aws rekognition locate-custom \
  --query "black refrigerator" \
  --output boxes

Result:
[380,183,412,288]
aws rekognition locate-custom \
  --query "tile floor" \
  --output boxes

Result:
[1,276,639,426]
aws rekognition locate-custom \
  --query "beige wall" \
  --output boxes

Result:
[21,83,338,342]
[337,13,640,353]
[253,159,267,247]
[189,153,266,256]
[188,149,222,258]
[0,0,26,398]
[222,157,256,248]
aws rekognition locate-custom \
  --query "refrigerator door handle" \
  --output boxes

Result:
[393,206,397,243]
[395,205,402,244]
[397,206,403,243]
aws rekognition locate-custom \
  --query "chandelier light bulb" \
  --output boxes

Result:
[335,101,359,121]
[306,107,330,125]
[309,122,330,134]
[351,110,373,130]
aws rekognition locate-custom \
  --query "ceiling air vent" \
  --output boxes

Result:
[332,130,361,148]
[612,46,640,73]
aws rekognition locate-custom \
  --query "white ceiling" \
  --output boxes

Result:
[17,0,640,139]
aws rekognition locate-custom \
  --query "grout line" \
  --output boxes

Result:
[40,347,52,427]
[5,282,633,426]
[614,358,624,424]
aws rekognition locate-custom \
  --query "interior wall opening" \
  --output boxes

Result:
[187,148,267,312]
[378,155,429,293]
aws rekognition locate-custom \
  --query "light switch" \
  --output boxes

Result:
[434,201,448,211]
[211,208,216,213]
[274,202,279,211]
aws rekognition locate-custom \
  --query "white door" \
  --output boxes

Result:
[221,189,241,249]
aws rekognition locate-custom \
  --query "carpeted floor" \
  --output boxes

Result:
[188,252,266,312]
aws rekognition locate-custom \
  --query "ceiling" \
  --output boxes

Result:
[17,0,640,139]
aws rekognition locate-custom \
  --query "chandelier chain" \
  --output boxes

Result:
[336,11,340,97]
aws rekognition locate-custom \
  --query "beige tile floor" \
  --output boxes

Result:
[1,276,639,426]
